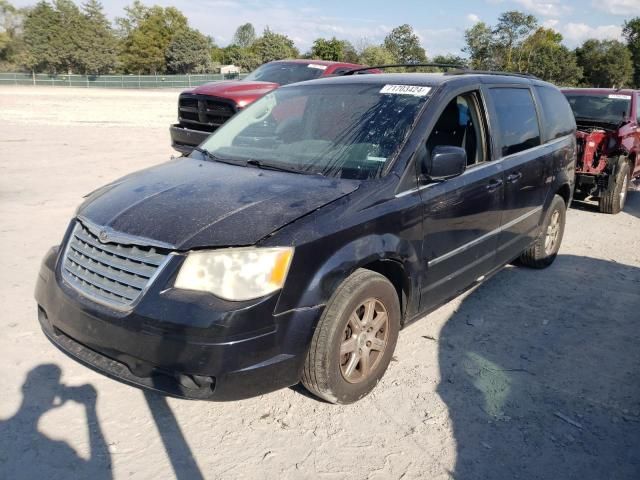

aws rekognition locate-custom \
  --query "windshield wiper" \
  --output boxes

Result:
[192,147,245,166]
[245,159,305,174]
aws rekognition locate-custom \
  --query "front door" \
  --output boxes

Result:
[418,91,504,311]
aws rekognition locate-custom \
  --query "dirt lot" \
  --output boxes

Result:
[0,86,639,480]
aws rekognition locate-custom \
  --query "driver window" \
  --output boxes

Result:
[426,92,486,166]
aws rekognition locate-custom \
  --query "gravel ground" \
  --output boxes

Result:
[0,86,639,480]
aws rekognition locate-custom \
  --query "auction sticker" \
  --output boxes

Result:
[308,63,328,70]
[608,94,631,100]
[380,84,431,96]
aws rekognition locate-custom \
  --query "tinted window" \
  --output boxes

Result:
[243,62,326,85]
[564,93,632,125]
[535,86,575,141]
[488,88,541,157]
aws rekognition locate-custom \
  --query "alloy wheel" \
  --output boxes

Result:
[339,298,389,384]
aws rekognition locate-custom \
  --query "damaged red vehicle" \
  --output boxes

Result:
[562,88,640,213]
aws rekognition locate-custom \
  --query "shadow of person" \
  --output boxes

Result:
[0,364,111,479]
[437,255,640,480]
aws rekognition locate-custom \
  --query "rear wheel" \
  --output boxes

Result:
[599,160,630,214]
[301,269,400,404]
[519,194,566,269]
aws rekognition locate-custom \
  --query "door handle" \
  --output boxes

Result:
[506,172,522,183]
[486,179,503,192]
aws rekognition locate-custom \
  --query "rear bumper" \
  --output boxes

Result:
[35,246,323,400]
[169,124,211,155]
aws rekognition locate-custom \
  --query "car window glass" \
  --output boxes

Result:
[426,92,486,166]
[488,87,541,157]
[637,95,640,123]
[535,86,575,141]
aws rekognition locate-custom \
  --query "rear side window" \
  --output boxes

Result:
[535,86,576,141]
[488,87,541,157]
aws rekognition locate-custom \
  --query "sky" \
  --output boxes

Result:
[11,0,640,56]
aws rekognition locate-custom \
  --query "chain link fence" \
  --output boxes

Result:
[0,72,248,88]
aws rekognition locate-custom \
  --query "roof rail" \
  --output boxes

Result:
[341,63,467,75]
[341,63,540,80]
[446,69,540,80]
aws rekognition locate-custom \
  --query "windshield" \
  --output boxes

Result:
[243,62,328,85]
[564,93,631,125]
[200,83,430,179]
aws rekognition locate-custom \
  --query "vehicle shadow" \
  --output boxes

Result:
[437,255,640,479]
[0,364,112,479]
[625,190,640,219]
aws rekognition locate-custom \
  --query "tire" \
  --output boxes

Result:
[519,194,566,269]
[301,268,400,404]
[599,160,630,214]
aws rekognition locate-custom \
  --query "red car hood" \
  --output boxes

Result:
[189,80,279,105]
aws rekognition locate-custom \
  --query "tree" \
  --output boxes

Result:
[0,0,25,70]
[359,45,395,66]
[310,37,346,61]
[383,24,426,63]
[77,0,117,74]
[232,22,255,49]
[117,1,189,73]
[463,22,495,69]
[431,54,468,67]
[166,28,211,73]
[517,28,581,85]
[576,39,633,88]
[252,28,298,63]
[224,43,260,70]
[623,17,640,87]
[492,10,537,70]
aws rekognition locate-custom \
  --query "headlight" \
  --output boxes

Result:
[174,247,294,301]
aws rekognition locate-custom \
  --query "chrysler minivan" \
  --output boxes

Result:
[35,72,576,404]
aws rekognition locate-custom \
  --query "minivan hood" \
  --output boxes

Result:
[190,80,279,105]
[77,158,359,250]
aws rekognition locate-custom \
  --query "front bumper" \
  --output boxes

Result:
[35,246,323,400]
[169,124,211,155]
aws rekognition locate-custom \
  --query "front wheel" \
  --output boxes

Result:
[301,269,400,404]
[519,194,566,269]
[599,161,630,214]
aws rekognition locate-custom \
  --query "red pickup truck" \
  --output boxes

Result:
[170,59,365,154]
[562,88,640,213]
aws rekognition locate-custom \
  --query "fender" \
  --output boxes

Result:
[274,233,421,318]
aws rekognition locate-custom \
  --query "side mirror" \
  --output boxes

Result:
[422,145,467,181]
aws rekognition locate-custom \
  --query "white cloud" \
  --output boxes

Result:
[562,23,623,45]
[466,13,481,23]
[514,0,572,16]
[592,0,640,15]
[543,18,560,28]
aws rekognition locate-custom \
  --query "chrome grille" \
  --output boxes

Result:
[61,222,168,308]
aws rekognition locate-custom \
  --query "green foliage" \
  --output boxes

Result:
[0,0,24,69]
[359,45,395,66]
[431,54,468,68]
[463,12,584,86]
[623,17,640,87]
[310,37,347,61]
[383,24,426,63]
[166,28,212,73]
[117,1,188,73]
[493,10,537,70]
[576,39,633,88]
[464,22,495,69]
[77,0,117,74]
[232,23,255,49]
[251,28,298,63]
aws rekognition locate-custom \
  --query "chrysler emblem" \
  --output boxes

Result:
[98,230,109,243]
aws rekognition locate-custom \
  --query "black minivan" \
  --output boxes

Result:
[35,72,576,404]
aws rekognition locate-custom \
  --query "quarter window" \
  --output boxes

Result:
[488,88,541,157]
[535,86,576,141]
